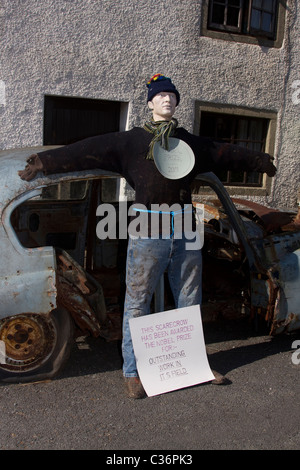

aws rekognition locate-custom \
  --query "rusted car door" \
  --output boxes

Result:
[195,173,300,335]
[11,180,92,265]
[0,176,109,382]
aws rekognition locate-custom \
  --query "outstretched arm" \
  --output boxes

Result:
[18,131,127,181]
[212,142,276,177]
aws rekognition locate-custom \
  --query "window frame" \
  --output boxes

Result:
[193,102,277,197]
[208,0,244,34]
[248,0,278,38]
[202,0,286,48]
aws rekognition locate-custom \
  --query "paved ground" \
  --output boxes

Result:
[0,318,299,452]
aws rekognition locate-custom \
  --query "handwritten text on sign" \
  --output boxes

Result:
[129,305,214,396]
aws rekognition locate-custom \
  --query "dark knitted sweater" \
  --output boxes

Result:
[38,126,265,210]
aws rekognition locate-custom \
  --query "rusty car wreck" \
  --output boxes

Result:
[0,146,299,383]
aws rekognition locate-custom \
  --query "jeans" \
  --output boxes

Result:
[122,234,202,377]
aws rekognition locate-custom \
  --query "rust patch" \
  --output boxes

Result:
[265,276,279,324]
[270,313,300,335]
[55,249,120,341]
[232,198,297,233]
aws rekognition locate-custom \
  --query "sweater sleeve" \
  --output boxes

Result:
[37,130,131,176]
[182,130,276,177]
[208,142,276,176]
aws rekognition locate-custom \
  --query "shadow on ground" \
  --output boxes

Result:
[58,317,300,382]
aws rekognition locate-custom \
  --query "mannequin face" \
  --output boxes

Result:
[148,91,177,121]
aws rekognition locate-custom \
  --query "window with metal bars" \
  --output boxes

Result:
[208,0,278,39]
[199,112,269,186]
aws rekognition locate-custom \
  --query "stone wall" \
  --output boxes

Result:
[0,0,299,208]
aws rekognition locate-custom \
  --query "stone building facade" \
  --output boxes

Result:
[0,0,299,208]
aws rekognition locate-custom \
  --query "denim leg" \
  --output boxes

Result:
[122,236,171,377]
[168,236,202,308]
[122,235,202,377]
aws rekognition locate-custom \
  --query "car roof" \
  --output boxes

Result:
[0,146,119,213]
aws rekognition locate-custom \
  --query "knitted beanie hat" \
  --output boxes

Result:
[146,74,180,106]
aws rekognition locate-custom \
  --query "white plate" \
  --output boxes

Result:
[153,138,195,179]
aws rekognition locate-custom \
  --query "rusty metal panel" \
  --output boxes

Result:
[0,146,118,321]
[56,249,108,337]
[269,249,300,334]
[0,268,57,317]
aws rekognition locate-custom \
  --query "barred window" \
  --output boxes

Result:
[199,112,269,187]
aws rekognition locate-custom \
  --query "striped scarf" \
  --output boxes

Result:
[143,118,178,160]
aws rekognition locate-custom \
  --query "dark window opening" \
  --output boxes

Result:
[44,95,121,145]
[43,95,123,200]
[199,111,269,186]
[208,0,278,39]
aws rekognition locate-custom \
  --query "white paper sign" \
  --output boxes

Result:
[129,305,215,397]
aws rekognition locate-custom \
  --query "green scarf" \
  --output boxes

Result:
[143,118,178,160]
